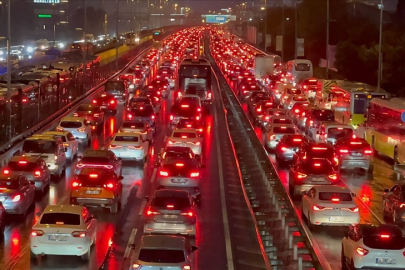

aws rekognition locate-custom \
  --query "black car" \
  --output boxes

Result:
[105,80,128,102]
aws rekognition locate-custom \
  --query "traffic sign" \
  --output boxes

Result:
[205,15,228,23]
[38,14,52,18]
[401,112,405,123]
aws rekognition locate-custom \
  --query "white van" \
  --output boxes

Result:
[317,122,354,145]
[22,134,67,179]
[286,59,313,85]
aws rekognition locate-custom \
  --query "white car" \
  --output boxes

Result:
[342,224,405,269]
[119,121,154,142]
[283,94,309,110]
[259,109,287,128]
[301,185,359,230]
[180,94,202,109]
[108,132,149,162]
[30,205,97,261]
[57,117,92,145]
[42,131,79,161]
[264,116,294,131]
[264,124,296,150]
[166,129,202,156]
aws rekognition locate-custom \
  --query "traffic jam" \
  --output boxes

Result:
[209,28,405,270]
[0,28,219,270]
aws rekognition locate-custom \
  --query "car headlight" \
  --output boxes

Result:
[27,47,33,53]
[0,51,3,55]
[129,84,135,89]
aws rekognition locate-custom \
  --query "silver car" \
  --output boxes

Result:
[144,189,197,236]
[274,134,309,166]
[119,121,154,142]
[129,234,197,270]
[335,137,373,171]
[57,117,92,145]
[108,132,149,162]
[264,124,297,151]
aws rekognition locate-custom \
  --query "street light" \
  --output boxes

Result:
[377,0,383,90]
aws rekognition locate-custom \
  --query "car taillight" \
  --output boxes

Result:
[270,135,276,140]
[328,174,338,180]
[309,120,314,126]
[31,230,44,237]
[339,149,349,154]
[364,149,373,155]
[400,203,405,208]
[297,172,307,179]
[208,92,212,99]
[168,140,176,145]
[193,141,201,145]
[146,206,160,216]
[182,265,191,270]
[313,205,325,211]
[356,247,369,256]
[12,194,21,202]
[159,170,169,177]
[104,165,113,169]
[92,99,97,104]
[71,231,87,238]
[104,182,116,189]
[110,144,123,149]
[180,210,195,217]
[34,170,41,177]
[72,180,81,188]
[132,263,142,269]
[170,115,174,121]
[190,172,200,177]
[151,115,155,120]
[57,127,64,131]
[110,100,115,105]
[127,114,133,119]
[280,146,288,152]
[348,207,359,212]
[77,128,86,132]
[73,113,78,116]
[2,169,10,175]
[94,113,100,117]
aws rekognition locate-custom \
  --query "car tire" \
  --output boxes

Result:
[30,250,37,261]
[110,202,119,214]
[341,247,349,270]
[288,184,295,197]
[81,247,91,261]
[307,214,315,231]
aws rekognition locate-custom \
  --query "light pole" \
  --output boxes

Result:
[6,0,11,141]
[281,0,284,62]
[264,0,267,52]
[326,0,330,79]
[294,0,298,59]
[83,0,87,92]
[377,0,383,91]
[115,0,119,70]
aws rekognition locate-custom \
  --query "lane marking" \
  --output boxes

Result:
[150,167,157,183]
[213,85,235,270]
[123,228,138,258]
[138,199,147,216]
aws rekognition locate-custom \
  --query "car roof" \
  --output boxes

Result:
[43,130,70,136]
[164,146,192,153]
[270,124,295,128]
[43,204,84,214]
[84,149,110,157]
[154,189,190,198]
[139,235,187,249]
[61,116,86,122]
[114,132,142,137]
[313,185,350,193]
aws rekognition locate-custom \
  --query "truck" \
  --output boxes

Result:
[254,55,274,79]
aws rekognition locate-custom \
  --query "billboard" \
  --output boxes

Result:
[205,15,228,23]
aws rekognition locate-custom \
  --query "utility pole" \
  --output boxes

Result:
[377,0,383,91]
[83,0,87,92]
[281,0,284,62]
[264,0,267,52]
[6,0,11,141]
[115,0,119,70]
[326,0,330,79]
[294,0,298,59]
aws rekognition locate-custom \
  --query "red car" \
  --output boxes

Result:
[92,93,117,114]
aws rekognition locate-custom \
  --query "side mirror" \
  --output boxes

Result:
[145,196,149,202]
[64,147,68,152]
[30,180,35,186]
[119,175,124,180]
[384,189,389,193]
[191,246,198,252]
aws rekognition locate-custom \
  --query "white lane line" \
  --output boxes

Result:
[138,199,147,216]
[213,93,235,270]
[150,167,157,183]
[123,228,138,258]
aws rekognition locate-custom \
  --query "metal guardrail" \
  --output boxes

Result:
[206,41,328,270]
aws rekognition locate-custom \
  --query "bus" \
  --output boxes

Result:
[285,59,313,85]
[178,58,212,105]
[364,98,405,164]
[329,81,389,127]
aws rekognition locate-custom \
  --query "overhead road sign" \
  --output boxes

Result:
[204,15,229,24]
[34,0,60,3]
[38,14,52,18]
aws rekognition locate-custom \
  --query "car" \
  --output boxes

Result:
[341,224,405,270]
[250,100,277,123]
[3,156,51,194]
[166,129,202,157]
[126,104,156,127]
[42,131,79,162]
[275,134,309,166]
[144,189,197,235]
[335,137,373,171]
[157,158,203,201]
[119,121,154,141]
[129,235,197,270]
[119,73,136,90]
[105,80,128,102]
[283,94,309,110]
[302,185,359,229]
[293,141,339,170]
[264,116,294,131]
[264,124,296,151]
[383,184,405,224]
[70,167,123,213]
[304,109,335,138]
[127,96,153,108]
[0,172,36,215]
[179,95,203,111]
[73,104,105,132]
[316,122,354,145]
[157,67,175,88]
[172,118,204,136]
[76,149,122,176]
[150,79,170,97]
[158,146,200,167]
[30,205,97,261]
[169,103,202,127]
[92,93,117,114]
[57,117,92,145]
[108,132,149,162]
[289,158,338,197]
[259,109,287,127]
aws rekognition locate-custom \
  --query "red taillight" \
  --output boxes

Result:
[76,163,85,168]
[331,197,340,203]
[348,206,359,212]
[313,205,325,211]
[109,144,123,149]
[71,231,87,238]
[2,169,10,175]
[73,113,78,117]
[190,172,200,178]
[72,180,81,188]
[400,203,405,208]
[176,163,184,167]
[12,194,21,202]
[339,149,349,154]
[180,210,194,217]
[182,265,191,270]
[309,120,314,126]
[364,149,373,155]
[146,206,160,216]
[132,263,142,269]
[34,170,41,177]
[159,170,169,177]
[170,115,174,121]
[314,163,321,167]
[294,109,300,114]
[92,99,97,104]
[328,174,338,180]
[208,92,212,99]
[31,230,44,237]
[104,182,116,189]
[151,115,155,120]
[89,174,98,178]
[110,100,115,104]
[356,247,369,256]
[380,234,390,239]
[127,114,133,119]
[280,147,288,152]
[297,172,307,179]
[57,127,64,131]
[196,116,200,121]
[104,165,113,169]
[270,135,276,140]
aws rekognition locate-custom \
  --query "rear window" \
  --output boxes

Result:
[313,110,334,121]
[122,122,145,128]
[138,249,185,263]
[295,63,311,72]
[273,127,295,134]
[301,160,333,174]
[308,146,334,158]
[363,226,405,250]
[81,157,109,164]
[318,192,352,201]
[282,136,306,146]
[60,121,82,128]
[106,81,125,91]
[293,96,307,101]
[152,196,191,210]
[273,119,293,125]
[287,89,302,95]
[132,107,154,117]
[22,140,57,154]
[40,213,81,225]
[8,161,37,171]
[173,132,197,138]
[328,128,353,139]
[0,180,19,189]
[114,136,139,142]
[77,105,98,112]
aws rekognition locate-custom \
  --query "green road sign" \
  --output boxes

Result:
[38,14,52,18]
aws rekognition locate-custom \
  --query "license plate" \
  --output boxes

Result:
[86,190,100,195]
[171,179,187,183]
[329,217,344,222]
[100,106,106,109]
[49,235,67,241]
[312,178,325,182]
[376,258,396,264]
[163,215,178,219]
[350,153,362,157]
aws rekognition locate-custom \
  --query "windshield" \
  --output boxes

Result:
[60,121,82,128]
[122,122,145,129]
[0,180,19,189]
[328,128,353,139]
[114,136,139,142]
[362,226,405,250]
[313,110,335,121]
[40,213,81,225]
[77,105,98,112]
[106,81,125,91]
[273,119,293,125]
[318,192,352,201]
[152,196,191,210]
[295,63,311,72]
[8,161,37,171]
[23,140,57,154]
[173,132,197,138]
[301,160,333,174]
[138,249,185,263]
[273,127,295,134]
